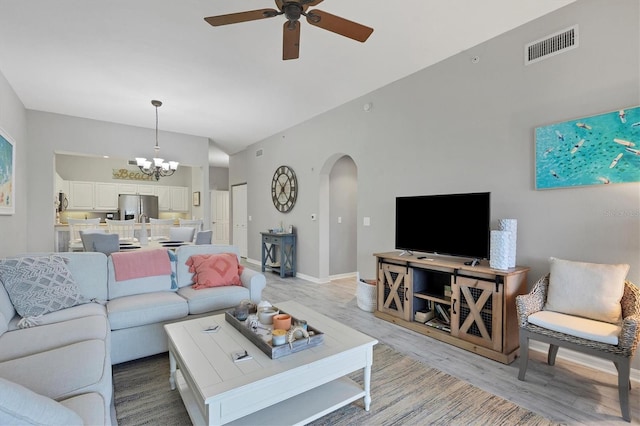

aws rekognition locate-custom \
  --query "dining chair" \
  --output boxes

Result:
[195,230,213,245]
[106,219,137,242]
[149,218,174,241]
[178,218,203,233]
[169,226,195,243]
[80,232,120,256]
[67,218,102,251]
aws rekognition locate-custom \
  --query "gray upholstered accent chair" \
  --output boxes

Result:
[516,271,640,422]
[195,230,213,245]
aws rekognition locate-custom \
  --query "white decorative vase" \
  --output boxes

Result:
[498,219,517,268]
[490,230,511,270]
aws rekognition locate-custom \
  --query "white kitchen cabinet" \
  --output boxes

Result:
[117,183,138,195]
[94,183,118,210]
[155,185,188,211]
[155,186,171,211]
[68,181,118,211]
[68,181,95,210]
[137,185,156,195]
[170,186,189,212]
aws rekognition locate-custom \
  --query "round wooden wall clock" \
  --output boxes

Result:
[271,165,297,213]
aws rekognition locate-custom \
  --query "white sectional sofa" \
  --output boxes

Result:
[0,244,266,425]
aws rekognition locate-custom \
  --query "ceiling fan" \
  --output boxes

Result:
[204,0,374,60]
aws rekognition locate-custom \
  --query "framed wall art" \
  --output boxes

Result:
[0,127,15,215]
[535,106,640,190]
[192,191,200,206]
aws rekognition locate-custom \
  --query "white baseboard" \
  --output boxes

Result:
[529,341,640,384]
[244,258,328,283]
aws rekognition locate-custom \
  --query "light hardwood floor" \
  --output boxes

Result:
[251,263,639,425]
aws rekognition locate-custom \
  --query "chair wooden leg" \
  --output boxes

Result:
[547,344,559,366]
[518,329,529,381]
[616,358,631,422]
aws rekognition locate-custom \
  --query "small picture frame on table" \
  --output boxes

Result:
[192,191,200,206]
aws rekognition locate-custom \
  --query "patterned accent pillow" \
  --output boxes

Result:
[168,250,178,290]
[186,253,244,289]
[0,255,89,321]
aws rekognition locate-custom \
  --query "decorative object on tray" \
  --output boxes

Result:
[272,313,291,330]
[225,307,324,359]
[258,308,279,324]
[272,329,286,346]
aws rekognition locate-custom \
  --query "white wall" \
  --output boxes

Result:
[231,1,639,286]
[26,110,210,252]
[0,66,27,257]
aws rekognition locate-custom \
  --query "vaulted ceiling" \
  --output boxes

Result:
[0,0,575,166]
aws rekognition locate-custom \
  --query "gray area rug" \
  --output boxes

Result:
[113,344,555,426]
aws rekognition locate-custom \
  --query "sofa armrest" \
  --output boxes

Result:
[515,274,549,327]
[240,268,266,304]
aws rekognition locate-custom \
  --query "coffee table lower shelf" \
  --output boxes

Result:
[176,370,365,426]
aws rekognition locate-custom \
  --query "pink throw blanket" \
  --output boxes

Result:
[111,249,172,281]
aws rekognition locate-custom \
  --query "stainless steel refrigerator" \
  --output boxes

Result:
[118,194,159,222]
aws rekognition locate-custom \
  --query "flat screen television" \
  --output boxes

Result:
[395,192,490,260]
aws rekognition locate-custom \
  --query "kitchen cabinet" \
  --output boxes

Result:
[155,185,188,212]
[94,183,118,210]
[137,185,155,195]
[68,181,95,210]
[117,183,138,195]
[170,186,189,211]
[68,181,117,211]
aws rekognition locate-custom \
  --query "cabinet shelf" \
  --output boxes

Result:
[374,252,529,364]
[413,292,451,305]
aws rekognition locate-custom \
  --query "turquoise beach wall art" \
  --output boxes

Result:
[535,106,640,190]
[0,127,15,215]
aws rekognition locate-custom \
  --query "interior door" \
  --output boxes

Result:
[232,184,248,258]
[210,190,229,245]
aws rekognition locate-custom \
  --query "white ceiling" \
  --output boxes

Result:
[0,1,575,167]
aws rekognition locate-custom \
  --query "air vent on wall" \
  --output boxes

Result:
[525,25,578,65]
[256,149,263,157]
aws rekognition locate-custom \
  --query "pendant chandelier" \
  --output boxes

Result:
[136,100,179,181]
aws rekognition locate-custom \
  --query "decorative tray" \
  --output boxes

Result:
[224,308,324,359]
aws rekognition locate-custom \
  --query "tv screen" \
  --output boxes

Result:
[395,192,490,259]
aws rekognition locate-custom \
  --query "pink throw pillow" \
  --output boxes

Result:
[186,253,244,289]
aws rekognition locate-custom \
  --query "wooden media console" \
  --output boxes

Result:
[373,252,529,364]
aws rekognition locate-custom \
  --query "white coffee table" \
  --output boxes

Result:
[164,300,378,425]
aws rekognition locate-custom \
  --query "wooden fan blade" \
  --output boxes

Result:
[302,0,324,9]
[306,9,373,42]
[204,9,279,27]
[283,21,301,60]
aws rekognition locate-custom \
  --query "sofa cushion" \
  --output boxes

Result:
[178,284,250,315]
[107,292,188,330]
[0,313,6,337]
[107,250,175,299]
[0,377,83,426]
[186,253,244,289]
[0,315,109,363]
[528,310,621,345]
[0,255,90,323]
[545,257,629,324]
[59,392,106,426]
[6,302,106,332]
[0,339,108,401]
[0,284,15,332]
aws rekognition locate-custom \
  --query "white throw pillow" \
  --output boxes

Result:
[0,377,83,425]
[544,257,629,324]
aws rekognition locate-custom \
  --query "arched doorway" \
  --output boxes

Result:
[318,154,357,281]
